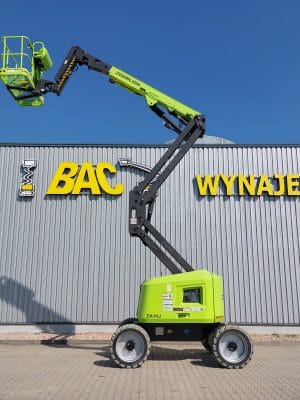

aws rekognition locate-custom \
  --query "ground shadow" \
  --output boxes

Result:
[94,359,117,368]
[0,276,75,342]
[94,344,220,369]
[47,343,102,351]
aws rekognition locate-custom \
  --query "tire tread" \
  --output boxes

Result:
[211,324,253,369]
[109,323,150,369]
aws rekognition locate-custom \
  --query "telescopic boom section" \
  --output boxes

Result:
[53,47,111,94]
[33,45,206,274]
[38,46,201,130]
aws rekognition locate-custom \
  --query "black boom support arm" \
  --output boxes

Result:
[129,115,205,275]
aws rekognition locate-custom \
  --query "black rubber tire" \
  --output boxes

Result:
[109,323,150,368]
[201,337,212,352]
[201,329,216,353]
[118,318,138,327]
[212,324,253,369]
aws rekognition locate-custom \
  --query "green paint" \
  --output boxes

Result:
[109,66,201,122]
[0,36,52,106]
[137,270,224,324]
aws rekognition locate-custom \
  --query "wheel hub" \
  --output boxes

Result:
[227,341,238,351]
[126,340,135,351]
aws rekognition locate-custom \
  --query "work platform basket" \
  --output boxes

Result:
[0,35,52,106]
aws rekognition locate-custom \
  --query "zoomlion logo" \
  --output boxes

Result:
[19,160,36,197]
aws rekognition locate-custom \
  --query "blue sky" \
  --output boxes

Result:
[0,0,299,144]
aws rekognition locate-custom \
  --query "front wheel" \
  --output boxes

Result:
[109,323,150,368]
[201,330,215,353]
[201,338,211,352]
[212,325,253,369]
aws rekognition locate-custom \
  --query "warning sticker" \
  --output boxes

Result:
[162,293,173,300]
[162,300,173,305]
[163,304,173,311]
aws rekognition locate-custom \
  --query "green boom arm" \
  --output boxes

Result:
[49,46,201,128]
[1,39,201,128]
[108,66,200,124]
[1,43,201,130]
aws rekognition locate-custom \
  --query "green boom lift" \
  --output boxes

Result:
[0,35,253,369]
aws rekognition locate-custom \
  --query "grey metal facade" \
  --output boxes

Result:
[0,144,299,326]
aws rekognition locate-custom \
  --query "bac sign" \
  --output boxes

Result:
[47,162,124,195]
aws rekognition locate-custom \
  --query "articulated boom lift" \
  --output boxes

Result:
[0,36,253,369]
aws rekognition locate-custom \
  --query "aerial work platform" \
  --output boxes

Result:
[0,35,52,106]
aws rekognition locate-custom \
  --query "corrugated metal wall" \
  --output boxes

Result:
[0,145,299,325]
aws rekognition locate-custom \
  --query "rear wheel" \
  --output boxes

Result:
[212,325,253,369]
[109,323,150,368]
